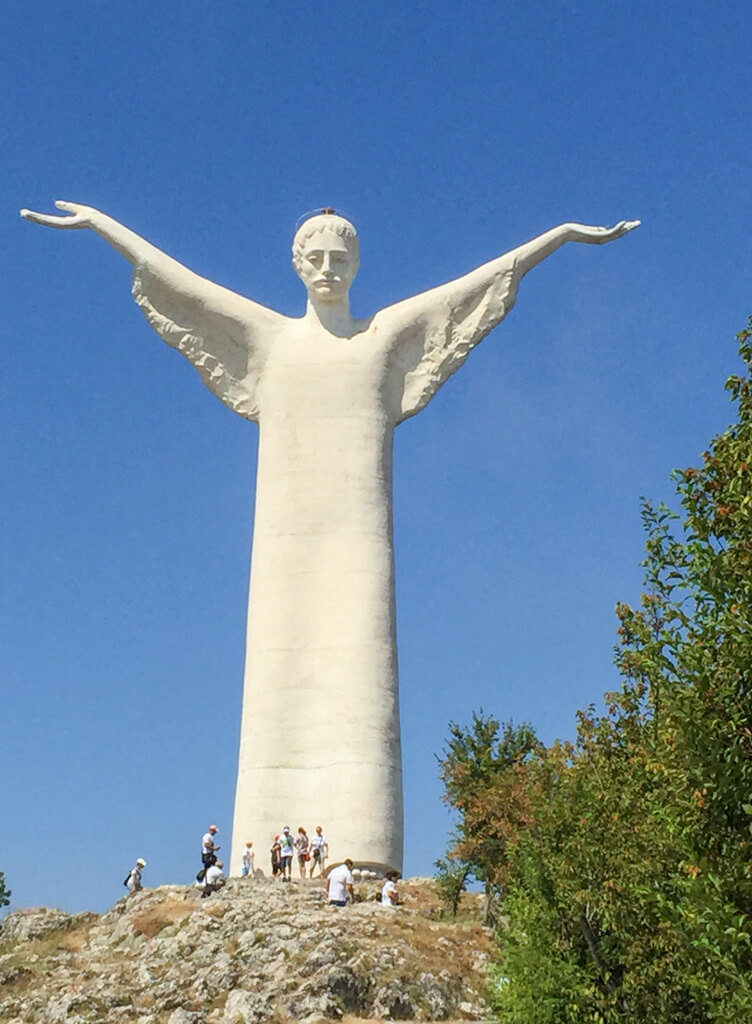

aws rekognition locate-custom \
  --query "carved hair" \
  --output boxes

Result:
[292,212,360,273]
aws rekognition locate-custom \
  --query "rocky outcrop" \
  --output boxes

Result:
[0,878,491,1023]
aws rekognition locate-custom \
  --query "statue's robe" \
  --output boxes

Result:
[132,253,521,873]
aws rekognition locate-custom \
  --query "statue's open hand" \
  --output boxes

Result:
[569,220,641,244]
[20,200,98,229]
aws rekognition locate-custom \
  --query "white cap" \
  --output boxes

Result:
[136,858,147,867]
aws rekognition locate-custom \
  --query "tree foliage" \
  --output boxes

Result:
[0,871,10,910]
[438,321,752,1023]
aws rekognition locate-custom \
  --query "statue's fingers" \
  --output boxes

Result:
[20,209,74,227]
[20,208,54,224]
[54,200,79,211]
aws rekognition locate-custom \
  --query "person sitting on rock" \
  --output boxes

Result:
[124,858,147,896]
[381,870,401,908]
[201,860,226,898]
[325,859,354,907]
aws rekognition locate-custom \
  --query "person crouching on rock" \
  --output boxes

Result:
[326,859,354,907]
[201,860,226,898]
[381,870,401,908]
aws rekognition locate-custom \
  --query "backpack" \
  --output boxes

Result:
[123,867,140,888]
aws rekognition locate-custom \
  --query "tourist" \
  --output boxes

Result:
[326,858,354,907]
[241,841,255,878]
[124,858,147,896]
[201,859,226,898]
[279,826,294,881]
[270,840,282,878]
[310,825,328,877]
[201,824,220,874]
[295,827,310,878]
[381,870,400,908]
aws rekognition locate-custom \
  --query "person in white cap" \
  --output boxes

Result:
[201,824,220,875]
[279,826,294,881]
[125,858,147,896]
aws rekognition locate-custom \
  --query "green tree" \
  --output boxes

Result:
[437,712,542,891]
[442,321,752,1023]
[0,871,10,910]
[433,856,470,917]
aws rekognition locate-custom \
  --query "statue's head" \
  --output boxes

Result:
[292,211,359,302]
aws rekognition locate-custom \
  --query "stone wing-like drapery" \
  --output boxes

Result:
[384,257,522,422]
[132,265,274,422]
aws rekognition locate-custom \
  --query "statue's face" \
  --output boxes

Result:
[296,227,358,302]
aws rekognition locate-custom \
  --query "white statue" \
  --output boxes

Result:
[21,201,639,873]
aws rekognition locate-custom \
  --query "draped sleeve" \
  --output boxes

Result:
[376,255,522,422]
[132,262,284,422]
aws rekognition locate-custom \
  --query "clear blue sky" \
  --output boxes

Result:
[2,0,751,914]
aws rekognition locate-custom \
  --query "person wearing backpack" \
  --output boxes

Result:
[124,858,147,896]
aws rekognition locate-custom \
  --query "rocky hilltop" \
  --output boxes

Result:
[0,877,492,1024]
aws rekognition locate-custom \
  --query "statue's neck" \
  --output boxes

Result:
[305,295,356,337]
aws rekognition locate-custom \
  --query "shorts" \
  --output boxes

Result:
[280,855,292,866]
[312,849,322,860]
[329,899,347,907]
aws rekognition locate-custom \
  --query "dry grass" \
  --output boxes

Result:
[131,898,196,939]
[58,929,88,952]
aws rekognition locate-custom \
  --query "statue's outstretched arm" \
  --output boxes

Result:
[22,201,163,265]
[505,220,640,276]
[20,201,280,328]
[381,220,640,422]
[21,202,286,421]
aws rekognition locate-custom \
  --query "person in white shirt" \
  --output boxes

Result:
[381,870,400,908]
[278,826,295,881]
[325,859,354,907]
[125,858,147,896]
[310,826,328,878]
[202,860,226,898]
[241,841,254,878]
[201,824,220,873]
